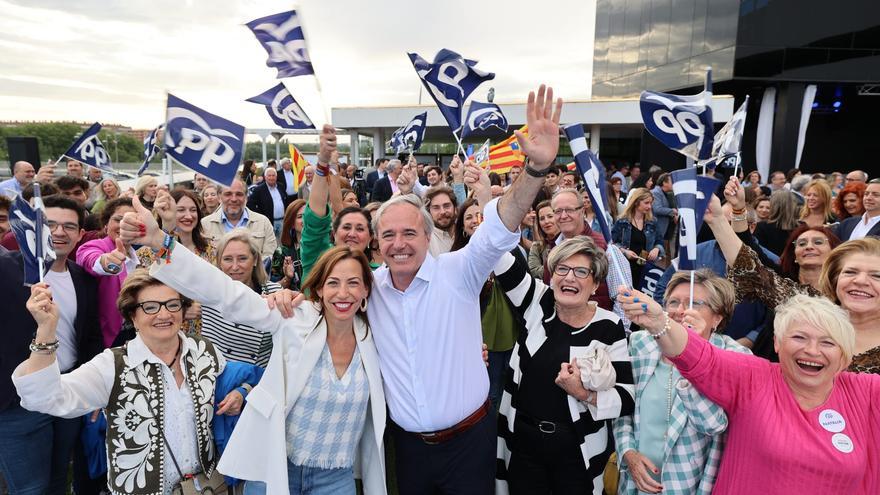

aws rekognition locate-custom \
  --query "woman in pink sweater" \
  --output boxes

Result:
[75,197,135,347]
[618,289,879,494]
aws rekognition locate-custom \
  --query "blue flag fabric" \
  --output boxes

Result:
[564,123,612,243]
[164,94,245,187]
[388,112,427,153]
[138,124,163,176]
[246,83,315,130]
[246,11,314,78]
[640,72,714,163]
[461,101,508,139]
[62,122,112,172]
[671,169,720,270]
[10,185,56,285]
[407,49,494,132]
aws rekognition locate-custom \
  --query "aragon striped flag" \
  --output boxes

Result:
[287,143,310,190]
[487,125,528,174]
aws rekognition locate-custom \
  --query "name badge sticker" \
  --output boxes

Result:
[818,409,846,433]
[831,433,854,454]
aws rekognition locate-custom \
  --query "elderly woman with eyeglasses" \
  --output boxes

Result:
[12,271,252,495]
[617,289,880,494]
[492,236,634,494]
[614,270,749,494]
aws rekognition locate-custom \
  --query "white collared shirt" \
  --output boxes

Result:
[12,334,226,491]
[268,185,284,220]
[368,198,519,432]
[282,169,296,196]
[848,212,880,240]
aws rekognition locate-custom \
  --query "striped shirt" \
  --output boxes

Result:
[201,281,282,367]
[286,344,370,469]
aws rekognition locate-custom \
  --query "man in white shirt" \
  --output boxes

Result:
[425,186,458,256]
[304,86,562,494]
[0,161,35,198]
[835,181,880,241]
[247,168,288,237]
[0,195,103,495]
[277,158,297,198]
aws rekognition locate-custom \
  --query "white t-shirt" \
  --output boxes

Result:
[44,269,78,372]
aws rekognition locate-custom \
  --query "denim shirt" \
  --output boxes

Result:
[612,218,665,258]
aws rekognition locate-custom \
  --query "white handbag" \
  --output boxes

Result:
[577,347,617,391]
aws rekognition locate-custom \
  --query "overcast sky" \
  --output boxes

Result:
[0,0,596,130]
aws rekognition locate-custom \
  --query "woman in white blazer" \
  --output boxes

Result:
[121,196,387,495]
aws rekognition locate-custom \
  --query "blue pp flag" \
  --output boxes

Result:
[671,169,719,270]
[564,123,612,243]
[164,94,245,187]
[461,101,508,139]
[388,112,427,153]
[10,184,56,285]
[137,124,163,176]
[407,49,494,133]
[640,70,714,162]
[61,122,112,172]
[246,11,314,78]
[246,83,314,130]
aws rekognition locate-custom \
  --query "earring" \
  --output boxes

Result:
[360,298,368,312]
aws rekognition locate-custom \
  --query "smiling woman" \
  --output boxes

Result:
[618,290,880,494]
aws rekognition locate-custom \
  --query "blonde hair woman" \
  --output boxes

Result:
[612,187,663,287]
[90,178,121,215]
[135,176,159,210]
[800,179,837,227]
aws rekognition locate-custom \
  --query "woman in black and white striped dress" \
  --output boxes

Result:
[493,236,635,495]
[201,229,282,366]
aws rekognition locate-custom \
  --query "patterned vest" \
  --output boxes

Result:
[106,335,221,495]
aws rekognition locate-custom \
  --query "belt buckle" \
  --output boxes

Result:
[538,421,556,434]
[420,432,441,445]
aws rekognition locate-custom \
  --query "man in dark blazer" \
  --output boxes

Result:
[834,181,880,241]
[370,159,403,204]
[365,157,389,201]
[247,167,289,237]
[0,195,103,494]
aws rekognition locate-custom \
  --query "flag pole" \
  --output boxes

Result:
[452,127,469,160]
[688,269,695,310]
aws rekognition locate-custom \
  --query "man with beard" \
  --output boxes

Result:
[424,165,444,187]
[425,186,458,256]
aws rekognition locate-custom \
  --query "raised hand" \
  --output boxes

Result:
[449,155,464,183]
[396,163,418,195]
[318,125,337,166]
[35,164,56,184]
[26,283,59,330]
[723,176,745,210]
[514,84,563,170]
[617,286,666,332]
[463,161,491,205]
[119,196,164,249]
[153,189,177,230]
[100,238,129,274]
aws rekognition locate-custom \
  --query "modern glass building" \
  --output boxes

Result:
[592,0,880,174]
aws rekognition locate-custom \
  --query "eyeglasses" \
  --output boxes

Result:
[794,237,828,248]
[664,298,708,310]
[46,221,80,233]
[135,299,184,315]
[554,264,592,279]
[552,206,582,217]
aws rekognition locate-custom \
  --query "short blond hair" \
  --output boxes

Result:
[216,229,268,287]
[774,294,855,364]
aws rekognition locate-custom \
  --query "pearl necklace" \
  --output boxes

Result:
[663,361,675,443]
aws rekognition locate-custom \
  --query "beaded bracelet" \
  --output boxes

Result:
[651,312,672,340]
[29,339,60,354]
[156,232,176,264]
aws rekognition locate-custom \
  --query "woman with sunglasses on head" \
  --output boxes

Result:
[12,271,251,495]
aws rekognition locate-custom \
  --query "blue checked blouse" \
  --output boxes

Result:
[285,344,370,469]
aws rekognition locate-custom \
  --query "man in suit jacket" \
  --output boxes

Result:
[365,157,388,201]
[247,168,289,237]
[834,181,880,241]
[276,158,298,201]
[370,159,402,203]
[0,196,103,494]
[651,174,677,240]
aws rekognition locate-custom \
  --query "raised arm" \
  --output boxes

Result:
[704,178,745,266]
[308,125,335,218]
[497,85,563,232]
[120,196,285,333]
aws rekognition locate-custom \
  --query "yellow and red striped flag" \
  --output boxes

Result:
[288,143,309,190]
[487,126,527,174]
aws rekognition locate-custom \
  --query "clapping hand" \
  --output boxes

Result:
[514,84,563,170]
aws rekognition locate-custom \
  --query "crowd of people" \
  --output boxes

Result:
[1,85,879,495]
